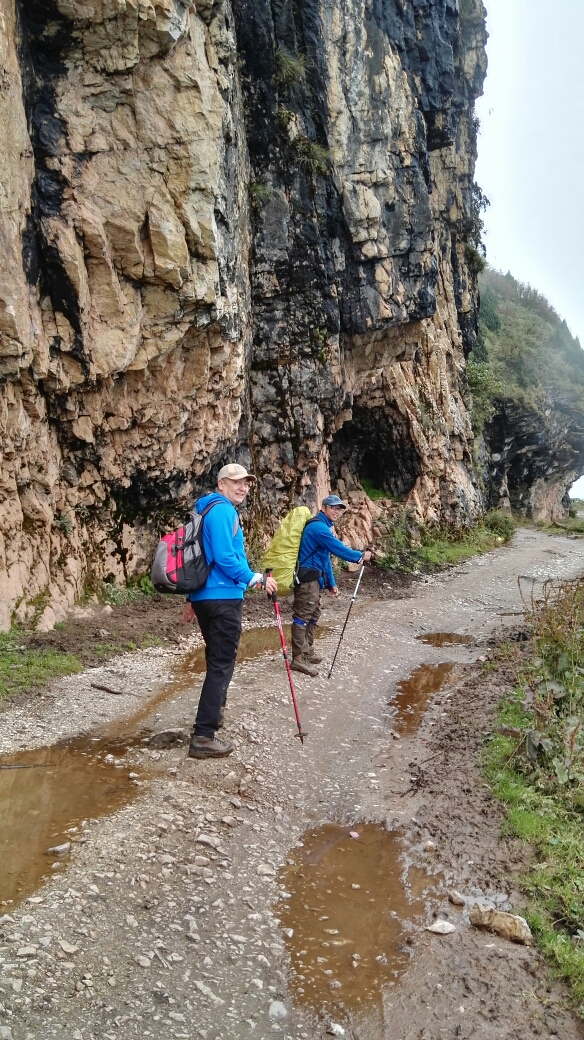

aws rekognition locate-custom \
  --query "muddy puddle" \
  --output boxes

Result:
[278,823,437,1018]
[389,662,460,736]
[127,623,324,725]
[0,735,148,906]
[0,625,309,907]
[416,632,473,647]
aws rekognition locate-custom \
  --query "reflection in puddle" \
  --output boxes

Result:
[129,624,322,725]
[165,625,292,696]
[416,632,473,647]
[0,736,146,906]
[389,662,459,736]
[0,625,312,907]
[278,823,435,1017]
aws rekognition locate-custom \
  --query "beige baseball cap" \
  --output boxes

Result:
[217,463,257,483]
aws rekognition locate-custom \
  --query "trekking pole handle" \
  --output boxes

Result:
[264,568,277,603]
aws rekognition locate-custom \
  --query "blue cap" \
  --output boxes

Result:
[321,495,347,509]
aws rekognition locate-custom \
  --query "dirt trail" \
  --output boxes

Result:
[1,529,584,1040]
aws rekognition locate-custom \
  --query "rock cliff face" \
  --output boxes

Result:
[0,0,487,629]
[483,401,584,522]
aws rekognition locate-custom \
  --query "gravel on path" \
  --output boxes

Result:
[1,528,584,1040]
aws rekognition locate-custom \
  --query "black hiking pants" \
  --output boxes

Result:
[192,599,243,737]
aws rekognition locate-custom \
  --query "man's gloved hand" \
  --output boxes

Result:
[248,572,265,588]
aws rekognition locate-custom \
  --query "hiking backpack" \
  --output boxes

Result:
[151,502,218,595]
[260,506,314,591]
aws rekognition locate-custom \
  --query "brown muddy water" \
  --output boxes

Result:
[416,632,473,647]
[126,623,322,726]
[388,662,460,736]
[0,625,308,907]
[0,735,147,906]
[277,823,437,1018]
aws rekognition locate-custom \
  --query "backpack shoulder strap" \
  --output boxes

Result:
[197,499,239,538]
[297,514,324,567]
[198,501,217,518]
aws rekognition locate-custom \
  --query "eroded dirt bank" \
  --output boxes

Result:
[2,529,584,1040]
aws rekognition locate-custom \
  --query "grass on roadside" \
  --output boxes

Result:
[378,508,515,572]
[99,575,156,606]
[0,632,82,701]
[483,576,584,1014]
[536,516,584,537]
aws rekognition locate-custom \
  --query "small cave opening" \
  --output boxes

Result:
[329,404,420,500]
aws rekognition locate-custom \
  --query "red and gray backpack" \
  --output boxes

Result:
[151,502,218,595]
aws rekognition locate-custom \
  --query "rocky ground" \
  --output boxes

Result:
[2,528,584,1040]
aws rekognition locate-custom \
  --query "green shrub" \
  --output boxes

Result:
[360,478,386,501]
[100,576,156,606]
[249,182,273,207]
[483,577,584,1008]
[274,46,307,89]
[53,513,73,536]
[483,508,515,541]
[294,137,330,176]
[466,354,502,436]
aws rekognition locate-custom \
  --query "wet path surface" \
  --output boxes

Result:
[0,626,325,909]
[278,823,435,1016]
[1,529,584,1040]
[0,737,146,905]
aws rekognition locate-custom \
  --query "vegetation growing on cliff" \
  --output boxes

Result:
[471,268,584,419]
[484,578,584,1010]
[378,507,515,571]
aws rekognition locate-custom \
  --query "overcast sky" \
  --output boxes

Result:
[474,0,584,495]
[475,0,584,344]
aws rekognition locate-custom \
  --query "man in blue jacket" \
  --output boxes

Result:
[292,495,371,676]
[183,463,277,759]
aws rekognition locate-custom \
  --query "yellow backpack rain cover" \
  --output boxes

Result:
[261,506,312,591]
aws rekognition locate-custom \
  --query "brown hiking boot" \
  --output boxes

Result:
[290,654,319,677]
[306,647,323,664]
[188,735,233,759]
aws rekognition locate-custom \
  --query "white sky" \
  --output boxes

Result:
[474,0,584,497]
[475,0,584,346]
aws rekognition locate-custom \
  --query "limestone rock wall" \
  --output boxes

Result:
[237,0,487,523]
[0,0,488,629]
[483,400,584,522]
[1,0,250,629]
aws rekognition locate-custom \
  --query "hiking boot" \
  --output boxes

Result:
[188,734,233,759]
[306,647,323,664]
[290,654,319,677]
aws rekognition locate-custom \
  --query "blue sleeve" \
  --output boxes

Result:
[318,526,363,565]
[206,506,255,585]
[323,555,336,589]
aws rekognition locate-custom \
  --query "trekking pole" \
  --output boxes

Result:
[327,563,366,680]
[265,570,307,744]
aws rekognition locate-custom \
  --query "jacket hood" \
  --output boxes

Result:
[194,492,229,513]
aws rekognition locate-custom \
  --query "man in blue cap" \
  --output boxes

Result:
[291,495,371,675]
